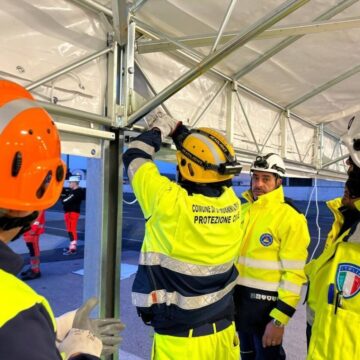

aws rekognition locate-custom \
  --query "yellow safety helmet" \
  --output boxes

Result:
[176,127,242,183]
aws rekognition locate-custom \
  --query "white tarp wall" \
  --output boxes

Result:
[0,0,110,157]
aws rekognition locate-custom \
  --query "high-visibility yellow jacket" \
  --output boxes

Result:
[123,130,243,333]
[306,199,360,359]
[0,241,60,359]
[0,240,100,360]
[323,198,344,251]
[235,186,310,327]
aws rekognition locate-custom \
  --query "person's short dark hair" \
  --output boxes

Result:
[346,171,360,199]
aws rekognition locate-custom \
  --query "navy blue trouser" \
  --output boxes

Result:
[238,332,286,360]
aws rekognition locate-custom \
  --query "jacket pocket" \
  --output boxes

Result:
[308,306,360,360]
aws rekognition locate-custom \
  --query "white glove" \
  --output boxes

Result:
[145,111,181,140]
[56,298,124,357]
[56,310,77,344]
[58,328,102,360]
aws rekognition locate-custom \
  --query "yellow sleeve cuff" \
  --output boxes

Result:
[269,308,290,326]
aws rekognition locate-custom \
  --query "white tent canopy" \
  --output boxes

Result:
[1,0,360,179]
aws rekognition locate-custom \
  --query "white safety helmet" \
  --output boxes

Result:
[69,175,80,182]
[341,116,360,168]
[250,153,286,177]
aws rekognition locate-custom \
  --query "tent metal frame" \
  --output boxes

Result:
[13,2,360,358]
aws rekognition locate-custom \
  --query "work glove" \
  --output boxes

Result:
[145,111,182,140]
[56,297,125,358]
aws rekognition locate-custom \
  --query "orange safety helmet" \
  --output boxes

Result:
[176,127,242,183]
[0,80,66,211]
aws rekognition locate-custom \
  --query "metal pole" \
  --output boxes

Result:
[286,110,302,161]
[130,0,149,14]
[280,111,287,158]
[55,122,115,139]
[72,0,113,17]
[38,101,112,125]
[226,81,236,144]
[100,26,122,360]
[26,47,113,91]
[134,18,205,61]
[134,59,173,116]
[233,0,358,79]
[191,81,228,128]
[316,123,324,169]
[287,63,360,109]
[210,0,238,53]
[322,153,349,168]
[260,111,282,153]
[236,92,261,153]
[127,0,310,126]
[126,22,136,115]
[135,19,340,141]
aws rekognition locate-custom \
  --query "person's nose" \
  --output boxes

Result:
[253,178,263,188]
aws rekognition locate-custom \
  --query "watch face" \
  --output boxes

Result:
[273,319,284,327]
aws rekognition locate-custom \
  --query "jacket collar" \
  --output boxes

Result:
[242,185,284,206]
[0,240,24,275]
[327,197,360,217]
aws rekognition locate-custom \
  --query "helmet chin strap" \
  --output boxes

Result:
[0,211,39,242]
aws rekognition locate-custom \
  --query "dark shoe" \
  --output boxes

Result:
[20,266,31,276]
[63,248,77,256]
[20,269,41,281]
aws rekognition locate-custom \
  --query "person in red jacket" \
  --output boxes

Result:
[20,210,45,280]
[62,176,84,255]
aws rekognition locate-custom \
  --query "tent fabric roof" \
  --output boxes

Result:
[131,0,360,177]
[2,0,360,178]
[135,0,360,133]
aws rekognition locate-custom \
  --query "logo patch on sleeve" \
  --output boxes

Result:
[336,263,360,299]
[259,233,273,247]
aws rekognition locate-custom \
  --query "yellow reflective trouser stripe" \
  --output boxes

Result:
[132,278,237,310]
[237,256,305,270]
[139,252,234,276]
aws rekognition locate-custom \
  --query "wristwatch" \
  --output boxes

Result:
[272,318,285,328]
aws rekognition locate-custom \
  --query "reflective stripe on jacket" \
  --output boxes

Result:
[124,132,242,332]
[236,186,310,325]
